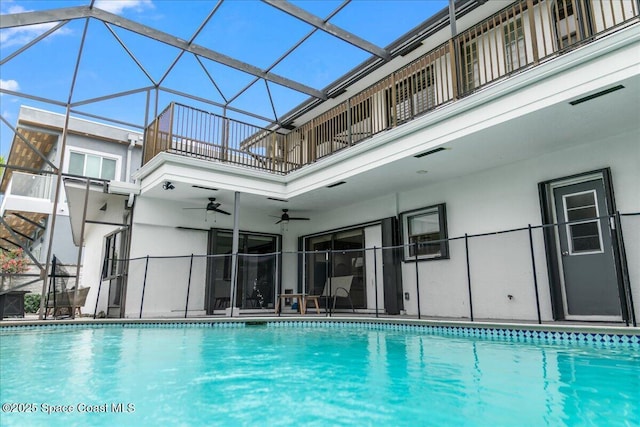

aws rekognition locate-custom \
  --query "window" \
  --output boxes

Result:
[504,18,526,72]
[401,204,448,261]
[562,190,603,254]
[304,227,366,308]
[68,151,118,180]
[554,0,578,48]
[393,66,436,124]
[462,42,479,92]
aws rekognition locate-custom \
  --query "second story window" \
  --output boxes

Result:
[462,41,479,92]
[504,18,526,72]
[68,150,118,180]
[393,65,436,125]
[553,0,589,49]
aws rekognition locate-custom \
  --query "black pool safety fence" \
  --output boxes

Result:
[95,212,638,326]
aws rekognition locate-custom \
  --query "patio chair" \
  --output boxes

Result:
[308,275,355,313]
[46,287,90,317]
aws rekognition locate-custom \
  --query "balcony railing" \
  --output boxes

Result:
[5,172,55,201]
[143,0,639,174]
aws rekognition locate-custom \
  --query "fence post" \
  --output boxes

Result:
[414,244,421,319]
[528,225,542,324]
[326,251,330,317]
[614,211,636,327]
[93,266,103,319]
[184,254,194,319]
[139,256,149,319]
[45,256,56,320]
[373,247,379,318]
[465,234,474,321]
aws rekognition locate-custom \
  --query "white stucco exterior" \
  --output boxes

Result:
[69,7,640,323]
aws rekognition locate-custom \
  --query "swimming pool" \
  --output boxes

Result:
[1,321,639,426]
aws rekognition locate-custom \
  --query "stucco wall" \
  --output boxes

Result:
[117,129,638,320]
[398,131,638,321]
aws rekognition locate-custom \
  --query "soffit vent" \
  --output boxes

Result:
[192,185,218,191]
[327,181,346,188]
[569,85,624,106]
[414,147,447,158]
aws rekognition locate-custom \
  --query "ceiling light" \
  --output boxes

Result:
[162,181,175,190]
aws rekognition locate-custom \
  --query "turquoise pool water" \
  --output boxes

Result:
[1,323,639,427]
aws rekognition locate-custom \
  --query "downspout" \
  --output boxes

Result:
[125,134,138,183]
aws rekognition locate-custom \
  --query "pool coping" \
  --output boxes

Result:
[1,316,639,336]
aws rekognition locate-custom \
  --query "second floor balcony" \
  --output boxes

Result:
[142,0,639,175]
[0,172,56,216]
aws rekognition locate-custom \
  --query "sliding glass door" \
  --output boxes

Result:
[305,228,366,309]
[206,230,279,313]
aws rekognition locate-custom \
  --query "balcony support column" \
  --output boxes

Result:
[228,191,241,316]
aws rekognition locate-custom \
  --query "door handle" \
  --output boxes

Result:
[562,251,569,256]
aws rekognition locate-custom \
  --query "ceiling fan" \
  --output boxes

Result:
[274,209,309,224]
[184,198,231,216]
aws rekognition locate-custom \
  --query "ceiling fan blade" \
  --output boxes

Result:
[183,207,204,210]
[289,217,310,221]
[275,219,283,224]
[213,207,231,216]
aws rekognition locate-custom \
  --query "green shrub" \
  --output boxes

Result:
[24,293,41,313]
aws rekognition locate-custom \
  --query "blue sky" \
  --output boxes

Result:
[0,0,448,159]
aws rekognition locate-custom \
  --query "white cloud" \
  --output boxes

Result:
[93,0,154,15]
[0,4,72,48]
[0,79,20,92]
[2,110,15,121]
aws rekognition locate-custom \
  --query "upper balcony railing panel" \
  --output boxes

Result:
[0,172,56,216]
[6,172,55,201]
[143,0,639,174]
[143,103,292,173]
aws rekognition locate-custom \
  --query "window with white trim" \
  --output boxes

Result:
[401,204,449,261]
[68,151,118,180]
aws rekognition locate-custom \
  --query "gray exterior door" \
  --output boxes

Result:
[553,179,621,318]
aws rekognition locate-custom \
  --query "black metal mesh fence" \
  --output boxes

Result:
[93,213,638,325]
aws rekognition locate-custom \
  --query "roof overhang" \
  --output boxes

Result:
[64,179,131,246]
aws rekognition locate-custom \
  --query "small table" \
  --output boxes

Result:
[274,294,321,315]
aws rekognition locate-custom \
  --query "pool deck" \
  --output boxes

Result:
[2,312,638,336]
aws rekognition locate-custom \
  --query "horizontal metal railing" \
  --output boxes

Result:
[143,0,638,173]
[143,103,293,173]
[99,212,637,325]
